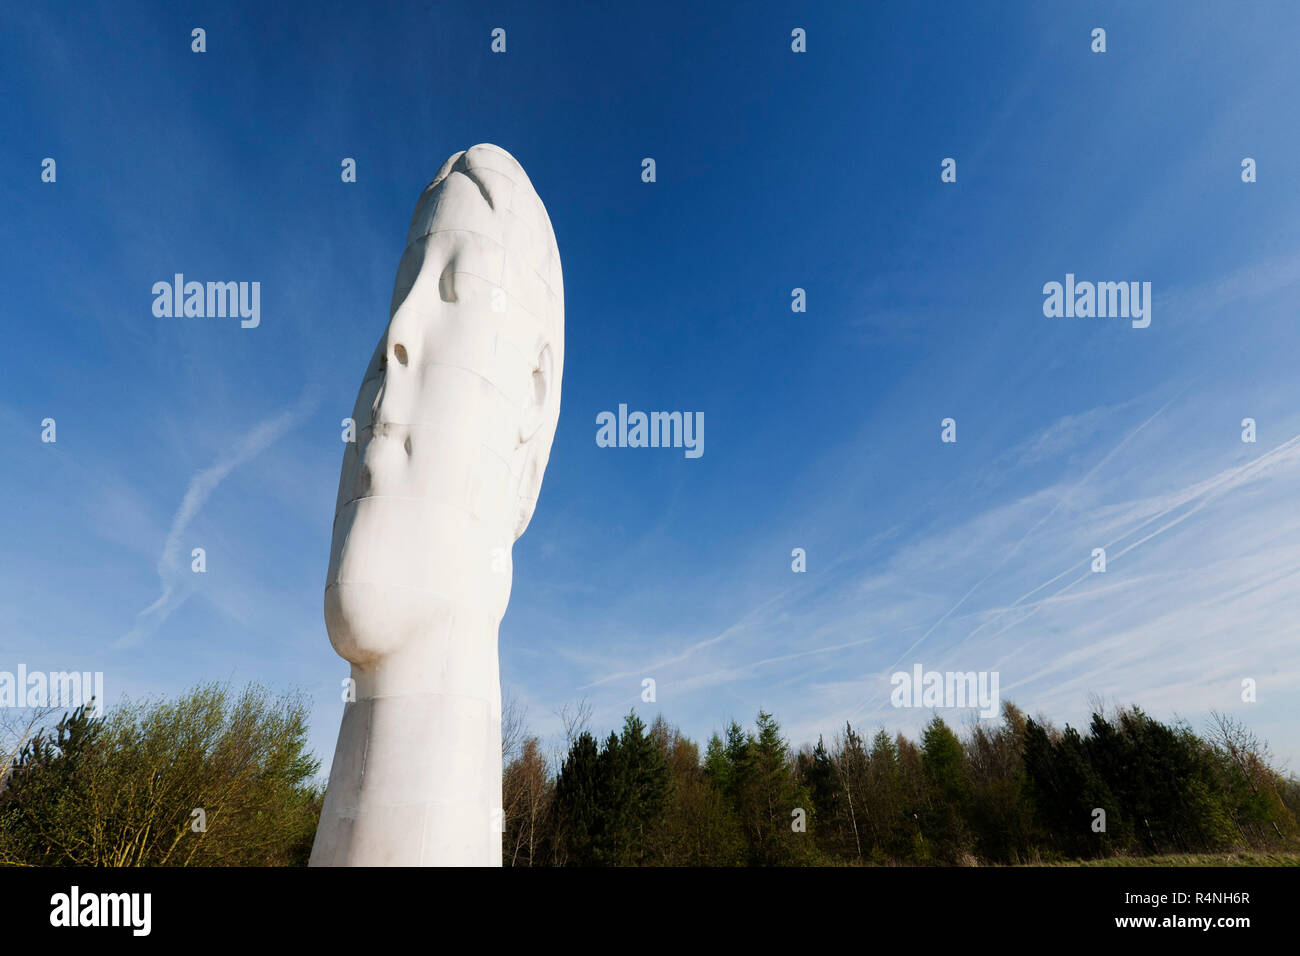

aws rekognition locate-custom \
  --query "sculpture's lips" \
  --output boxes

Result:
[343,424,414,506]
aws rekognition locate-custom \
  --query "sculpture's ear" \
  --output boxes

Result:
[519,342,553,444]
[514,341,557,539]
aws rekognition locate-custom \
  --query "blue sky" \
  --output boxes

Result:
[3,1,1299,775]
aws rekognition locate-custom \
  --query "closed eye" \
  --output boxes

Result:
[439,260,457,302]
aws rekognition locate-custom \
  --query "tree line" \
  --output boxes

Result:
[2,684,1296,865]
[505,702,1300,866]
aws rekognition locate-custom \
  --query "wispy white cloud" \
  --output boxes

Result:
[813,426,1300,747]
[551,391,1300,770]
[840,386,1192,725]
[115,390,320,650]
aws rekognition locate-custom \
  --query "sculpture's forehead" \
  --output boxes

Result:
[406,156,553,257]
[396,165,562,321]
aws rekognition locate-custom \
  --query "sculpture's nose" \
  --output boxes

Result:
[372,311,419,428]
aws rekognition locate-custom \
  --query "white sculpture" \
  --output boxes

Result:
[309,144,563,866]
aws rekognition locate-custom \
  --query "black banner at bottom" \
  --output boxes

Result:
[0,864,1284,942]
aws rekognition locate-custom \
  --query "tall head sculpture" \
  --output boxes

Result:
[310,144,563,866]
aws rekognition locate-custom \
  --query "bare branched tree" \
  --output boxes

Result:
[830,722,866,861]
[0,706,57,791]
[501,689,527,765]
[556,697,592,747]
[1208,709,1283,840]
[502,737,552,866]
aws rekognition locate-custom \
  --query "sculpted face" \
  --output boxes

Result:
[325,145,563,666]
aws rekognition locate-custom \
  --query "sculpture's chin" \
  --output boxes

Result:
[324,581,426,665]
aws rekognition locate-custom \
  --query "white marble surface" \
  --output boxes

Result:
[309,144,563,866]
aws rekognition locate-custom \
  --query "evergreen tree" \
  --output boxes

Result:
[725,711,818,864]
[1022,719,1118,858]
[649,717,745,865]
[552,713,670,865]
[603,712,669,865]
[965,702,1037,863]
[703,732,732,790]
[919,716,973,861]
[865,729,909,861]
[803,736,844,857]
[552,731,601,865]
[896,733,930,861]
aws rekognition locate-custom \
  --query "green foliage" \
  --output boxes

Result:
[648,717,745,865]
[598,712,670,865]
[715,711,821,864]
[0,683,321,866]
[802,736,847,858]
[1023,720,1122,857]
[1083,709,1236,854]
[918,716,972,860]
[9,685,1293,867]
[552,730,601,865]
[965,703,1036,863]
[1017,705,1295,861]
[552,713,671,866]
[546,701,1299,866]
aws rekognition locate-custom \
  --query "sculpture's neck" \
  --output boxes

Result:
[310,609,503,867]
